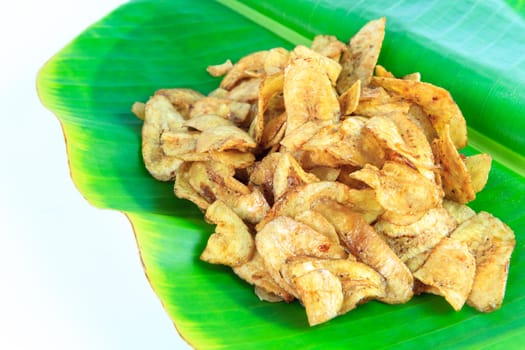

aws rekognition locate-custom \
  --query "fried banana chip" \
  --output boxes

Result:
[206,59,233,77]
[450,212,515,312]
[220,50,269,90]
[339,79,361,116]
[375,207,456,262]
[142,94,186,181]
[226,78,262,102]
[413,237,476,311]
[184,114,234,131]
[160,130,198,156]
[283,56,340,134]
[312,199,413,304]
[200,200,255,267]
[282,256,386,315]
[432,125,475,203]
[273,152,319,201]
[291,45,342,85]
[233,251,294,303]
[294,269,344,326]
[350,162,442,225]
[195,125,256,153]
[255,216,347,296]
[258,181,383,229]
[294,210,340,244]
[264,47,290,75]
[174,162,210,210]
[465,153,492,194]
[372,76,467,149]
[253,72,284,143]
[190,97,251,126]
[311,34,347,61]
[442,199,476,225]
[155,88,204,119]
[337,17,386,93]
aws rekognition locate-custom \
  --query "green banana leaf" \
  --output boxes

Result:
[37,0,525,348]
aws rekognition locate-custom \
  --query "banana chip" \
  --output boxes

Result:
[133,17,514,326]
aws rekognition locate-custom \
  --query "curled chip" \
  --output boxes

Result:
[132,17,514,327]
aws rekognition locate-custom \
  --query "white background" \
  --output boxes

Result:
[1,1,191,349]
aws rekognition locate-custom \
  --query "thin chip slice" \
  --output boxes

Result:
[465,153,492,194]
[253,72,284,143]
[374,207,456,262]
[291,45,342,85]
[372,76,467,149]
[294,210,340,244]
[350,162,442,225]
[273,152,319,201]
[174,162,210,210]
[257,181,383,230]
[200,200,255,267]
[282,256,385,314]
[432,125,475,204]
[155,88,204,119]
[283,56,340,134]
[450,211,516,312]
[233,251,294,303]
[264,47,290,75]
[413,237,475,311]
[294,269,343,326]
[184,114,234,131]
[141,94,186,181]
[226,78,262,102]
[195,125,256,153]
[220,50,268,90]
[310,34,347,61]
[339,80,361,116]
[190,97,252,126]
[160,130,198,156]
[312,199,414,304]
[442,199,476,225]
[206,59,233,77]
[255,216,347,296]
[337,17,386,93]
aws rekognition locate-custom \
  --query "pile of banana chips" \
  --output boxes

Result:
[132,18,515,326]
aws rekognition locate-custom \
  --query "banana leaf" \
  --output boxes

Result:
[37,0,525,348]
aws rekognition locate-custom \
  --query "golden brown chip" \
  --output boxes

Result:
[230,188,270,224]
[402,72,421,81]
[173,162,210,210]
[291,45,342,85]
[141,94,186,181]
[308,166,341,182]
[350,162,442,225]
[184,114,233,131]
[253,72,284,143]
[155,88,205,119]
[260,112,287,149]
[310,34,347,61]
[283,56,340,134]
[312,199,413,304]
[372,76,467,149]
[442,199,476,225]
[431,125,475,204]
[200,200,255,267]
[131,101,146,120]
[301,117,368,168]
[255,216,347,296]
[195,125,256,153]
[221,50,268,90]
[190,97,252,126]
[264,47,290,75]
[160,130,198,156]
[233,251,294,303]
[282,256,385,315]
[258,181,383,230]
[337,17,386,93]
[406,104,437,143]
[465,153,492,194]
[413,237,476,311]
[206,59,233,77]
[339,80,361,116]
[293,210,340,244]
[374,65,394,78]
[449,212,515,312]
[273,152,319,201]
[226,78,262,102]
[374,207,456,262]
[293,269,343,326]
